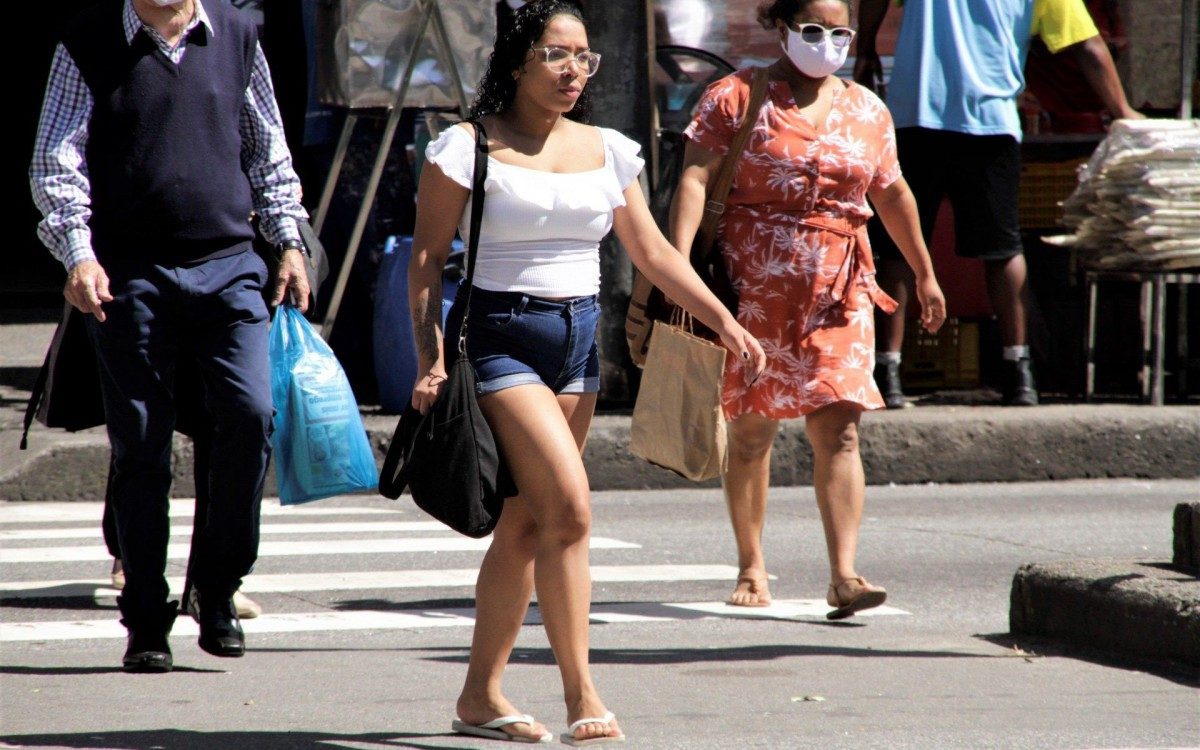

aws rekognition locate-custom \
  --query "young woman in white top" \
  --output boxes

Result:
[408,1,766,744]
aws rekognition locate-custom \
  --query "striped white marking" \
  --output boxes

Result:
[0,599,909,642]
[0,536,638,564]
[0,565,741,599]
[0,610,475,642]
[661,600,909,619]
[0,500,399,524]
[0,521,447,541]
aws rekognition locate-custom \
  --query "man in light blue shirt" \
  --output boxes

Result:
[855,0,1138,407]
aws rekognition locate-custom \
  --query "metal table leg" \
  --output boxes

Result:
[1085,272,1098,402]
[312,113,358,236]
[1179,284,1190,400]
[1151,274,1167,406]
[1139,279,1152,402]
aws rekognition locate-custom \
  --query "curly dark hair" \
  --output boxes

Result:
[469,0,593,123]
[756,0,852,30]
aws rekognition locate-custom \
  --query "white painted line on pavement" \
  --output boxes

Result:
[663,599,910,619]
[0,598,907,642]
[0,565,741,599]
[0,500,399,524]
[0,536,639,564]
[0,520,447,540]
[0,609,475,642]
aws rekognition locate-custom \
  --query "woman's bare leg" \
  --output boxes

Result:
[459,385,619,743]
[804,402,867,584]
[454,494,545,740]
[723,413,779,606]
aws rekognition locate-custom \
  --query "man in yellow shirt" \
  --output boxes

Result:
[855,0,1141,407]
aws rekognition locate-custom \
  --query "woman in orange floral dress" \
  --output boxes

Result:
[671,0,946,617]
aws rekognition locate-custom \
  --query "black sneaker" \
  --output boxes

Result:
[1001,357,1039,406]
[873,361,907,409]
[122,629,173,673]
[195,591,245,658]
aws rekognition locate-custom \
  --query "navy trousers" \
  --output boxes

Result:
[88,249,273,629]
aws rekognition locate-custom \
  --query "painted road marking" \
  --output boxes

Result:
[0,599,908,642]
[0,536,638,564]
[0,500,398,524]
[0,564,742,599]
[0,521,448,541]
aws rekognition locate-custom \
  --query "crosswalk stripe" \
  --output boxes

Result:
[0,565,743,599]
[0,500,399,524]
[0,536,639,564]
[0,599,909,642]
[0,521,447,541]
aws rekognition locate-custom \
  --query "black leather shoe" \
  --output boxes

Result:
[873,361,907,409]
[195,591,245,658]
[122,629,172,673]
[1001,357,1039,406]
[118,600,177,673]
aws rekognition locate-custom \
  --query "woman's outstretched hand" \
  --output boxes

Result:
[411,368,448,414]
[916,276,947,333]
[718,320,767,382]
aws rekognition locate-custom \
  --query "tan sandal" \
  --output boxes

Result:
[727,576,772,607]
[826,576,887,620]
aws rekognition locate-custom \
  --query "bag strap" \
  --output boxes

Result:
[378,406,428,499]
[456,120,490,355]
[380,121,489,499]
[694,67,769,261]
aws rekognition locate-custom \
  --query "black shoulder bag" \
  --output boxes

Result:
[378,121,514,538]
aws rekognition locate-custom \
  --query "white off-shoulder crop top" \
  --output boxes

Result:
[424,124,644,297]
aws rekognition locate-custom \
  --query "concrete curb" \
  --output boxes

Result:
[3,405,1198,502]
[1009,559,1200,669]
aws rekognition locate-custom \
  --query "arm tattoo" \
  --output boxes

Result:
[412,281,444,366]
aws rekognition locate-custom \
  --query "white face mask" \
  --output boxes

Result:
[504,0,526,10]
[781,26,849,79]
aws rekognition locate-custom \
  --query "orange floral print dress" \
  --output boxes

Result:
[684,69,901,420]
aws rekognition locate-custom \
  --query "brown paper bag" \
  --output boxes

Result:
[629,318,728,481]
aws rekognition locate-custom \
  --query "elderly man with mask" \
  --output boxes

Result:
[30,0,309,672]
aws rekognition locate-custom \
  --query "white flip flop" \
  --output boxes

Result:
[452,714,552,743]
[559,711,625,746]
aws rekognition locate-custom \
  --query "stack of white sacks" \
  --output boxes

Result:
[1057,119,1200,270]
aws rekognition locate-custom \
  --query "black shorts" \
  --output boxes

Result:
[869,127,1023,262]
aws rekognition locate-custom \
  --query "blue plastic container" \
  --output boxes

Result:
[373,236,462,413]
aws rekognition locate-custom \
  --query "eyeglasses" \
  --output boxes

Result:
[789,22,856,49]
[531,46,602,77]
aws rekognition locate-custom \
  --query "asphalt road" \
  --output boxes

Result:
[2,479,1198,749]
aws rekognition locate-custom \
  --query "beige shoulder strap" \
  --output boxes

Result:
[694,67,770,257]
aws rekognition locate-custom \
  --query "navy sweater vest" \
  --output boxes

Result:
[62,1,257,263]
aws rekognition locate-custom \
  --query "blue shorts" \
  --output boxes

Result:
[444,287,601,396]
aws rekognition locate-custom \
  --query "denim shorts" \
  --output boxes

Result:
[444,287,601,396]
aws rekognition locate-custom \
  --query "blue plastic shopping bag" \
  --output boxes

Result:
[269,305,378,504]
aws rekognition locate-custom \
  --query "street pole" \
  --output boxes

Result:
[586,0,656,404]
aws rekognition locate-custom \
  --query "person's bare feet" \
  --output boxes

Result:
[826,576,887,620]
[455,693,550,742]
[565,699,623,744]
[727,571,772,607]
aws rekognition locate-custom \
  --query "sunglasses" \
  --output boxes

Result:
[531,46,602,77]
[789,22,856,49]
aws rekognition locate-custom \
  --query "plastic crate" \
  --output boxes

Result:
[901,317,980,390]
[1018,158,1087,229]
